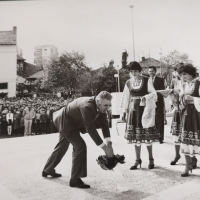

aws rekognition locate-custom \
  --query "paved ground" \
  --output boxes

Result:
[0,117,200,200]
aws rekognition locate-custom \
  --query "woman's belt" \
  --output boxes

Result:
[186,100,194,104]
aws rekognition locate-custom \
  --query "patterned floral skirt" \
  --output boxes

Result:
[180,104,200,156]
[124,99,160,144]
[170,110,182,144]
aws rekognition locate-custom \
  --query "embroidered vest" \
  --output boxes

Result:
[186,80,200,97]
[126,77,148,97]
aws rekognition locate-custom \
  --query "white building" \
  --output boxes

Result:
[0,27,17,97]
[34,45,58,68]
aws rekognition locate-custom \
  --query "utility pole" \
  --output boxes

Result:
[129,5,135,61]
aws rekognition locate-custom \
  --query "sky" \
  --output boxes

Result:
[0,0,200,69]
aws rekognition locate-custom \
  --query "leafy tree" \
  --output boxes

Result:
[94,63,117,93]
[161,50,193,86]
[43,51,90,93]
[162,50,192,68]
[119,69,130,91]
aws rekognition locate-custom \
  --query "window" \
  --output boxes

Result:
[0,83,8,89]
[44,49,47,51]
[20,63,23,71]
[17,64,20,72]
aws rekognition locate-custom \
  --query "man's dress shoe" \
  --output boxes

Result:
[69,178,90,189]
[42,171,62,178]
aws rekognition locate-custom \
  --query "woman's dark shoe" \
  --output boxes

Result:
[170,155,181,165]
[192,157,198,169]
[130,159,142,170]
[148,159,154,169]
[69,178,90,189]
[42,171,62,178]
[181,163,193,177]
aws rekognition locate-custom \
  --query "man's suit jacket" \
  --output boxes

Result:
[153,76,165,108]
[53,96,110,146]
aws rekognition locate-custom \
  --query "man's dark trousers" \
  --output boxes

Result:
[153,76,165,141]
[43,129,87,179]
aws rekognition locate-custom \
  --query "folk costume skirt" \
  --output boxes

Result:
[180,103,200,156]
[124,98,160,145]
[170,109,182,144]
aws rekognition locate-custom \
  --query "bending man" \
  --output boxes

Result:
[42,91,114,189]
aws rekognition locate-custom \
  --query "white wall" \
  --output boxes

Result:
[0,45,17,97]
[111,92,123,115]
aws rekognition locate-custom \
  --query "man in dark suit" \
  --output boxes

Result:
[42,91,114,188]
[148,66,165,144]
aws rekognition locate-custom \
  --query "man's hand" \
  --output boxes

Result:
[106,141,112,147]
[101,144,114,158]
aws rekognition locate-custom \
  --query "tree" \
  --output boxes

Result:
[119,68,130,91]
[162,50,192,69]
[98,64,117,93]
[161,50,193,86]
[43,51,90,93]
[121,51,129,70]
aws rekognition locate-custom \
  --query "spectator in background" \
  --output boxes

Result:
[46,106,50,134]
[23,103,35,136]
[19,107,24,135]
[31,114,36,136]
[0,113,2,136]
[35,110,41,135]
[6,110,13,136]
[49,105,55,133]
[2,114,7,135]
[40,108,47,134]
[2,107,8,115]
[0,104,3,115]
[16,108,22,135]
[13,108,20,135]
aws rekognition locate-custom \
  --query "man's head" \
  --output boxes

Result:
[148,66,156,77]
[28,103,32,109]
[96,91,112,113]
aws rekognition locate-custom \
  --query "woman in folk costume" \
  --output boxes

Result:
[177,64,200,177]
[121,61,160,170]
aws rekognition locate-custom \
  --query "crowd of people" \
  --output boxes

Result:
[0,94,74,136]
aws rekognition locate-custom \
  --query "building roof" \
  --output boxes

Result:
[0,30,16,45]
[27,70,43,79]
[139,57,166,68]
[16,75,26,84]
[91,67,105,74]
[17,55,26,61]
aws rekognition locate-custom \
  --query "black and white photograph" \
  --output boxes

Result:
[0,0,200,199]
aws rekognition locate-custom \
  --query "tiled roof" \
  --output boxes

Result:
[23,62,43,78]
[91,67,105,75]
[27,70,43,79]
[16,75,26,84]
[0,30,16,45]
[17,55,25,61]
